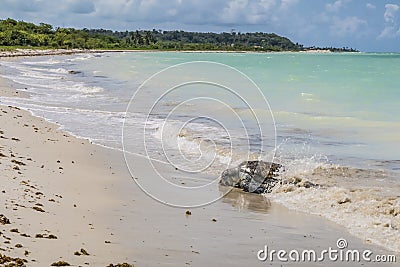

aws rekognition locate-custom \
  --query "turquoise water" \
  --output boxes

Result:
[81,52,400,166]
[1,52,399,172]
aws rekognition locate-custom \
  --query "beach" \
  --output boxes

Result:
[1,52,399,266]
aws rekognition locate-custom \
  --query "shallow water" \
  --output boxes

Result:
[1,51,399,252]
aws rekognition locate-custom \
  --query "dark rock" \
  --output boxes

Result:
[68,70,82,75]
[220,160,284,194]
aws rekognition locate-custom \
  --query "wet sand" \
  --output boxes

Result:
[0,74,397,266]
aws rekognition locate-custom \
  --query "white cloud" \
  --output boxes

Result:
[366,3,376,9]
[280,0,298,9]
[330,16,367,37]
[378,26,398,38]
[66,0,95,14]
[383,4,399,23]
[326,0,347,12]
[378,4,400,38]
[1,0,46,12]
[259,0,276,10]
[220,0,281,25]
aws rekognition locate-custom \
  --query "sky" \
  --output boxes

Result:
[0,0,399,52]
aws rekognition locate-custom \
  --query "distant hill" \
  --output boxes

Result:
[0,18,358,52]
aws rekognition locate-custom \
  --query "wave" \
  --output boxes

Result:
[149,119,400,254]
[69,84,104,94]
[22,59,61,65]
[269,163,400,253]
[151,120,241,173]
[67,54,99,62]
[1,61,104,95]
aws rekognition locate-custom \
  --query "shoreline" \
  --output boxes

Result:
[0,75,137,266]
[0,48,348,58]
[1,60,398,266]
[0,48,97,58]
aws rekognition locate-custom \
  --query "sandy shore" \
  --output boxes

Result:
[0,49,96,58]
[0,73,397,266]
[0,48,336,59]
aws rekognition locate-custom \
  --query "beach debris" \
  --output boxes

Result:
[80,248,89,255]
[0,253,27,266]
[11,159,26,166]
[75,248,90,256]
[220,161,284,194]
[106,263,135,267]
[283,176,315,188]
[35,233,57,239]
[32,206,45,212]
[51,261,70,266]
[337,197,352,204]
[0,214,11,225]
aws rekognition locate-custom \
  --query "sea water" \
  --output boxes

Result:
[1,52,399,252]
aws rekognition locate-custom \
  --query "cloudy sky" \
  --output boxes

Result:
[1,0,399,52]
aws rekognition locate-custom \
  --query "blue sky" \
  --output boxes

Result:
[0,0,399,52]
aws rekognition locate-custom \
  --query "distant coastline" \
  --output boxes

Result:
[0,47,361,58]
[0,18,359,54]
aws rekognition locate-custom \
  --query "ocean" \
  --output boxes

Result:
[1,51,399,252]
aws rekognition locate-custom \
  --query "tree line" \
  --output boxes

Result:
[0,18,358,52]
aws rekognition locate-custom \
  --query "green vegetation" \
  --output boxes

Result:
[0,18,358,52]
[84,28,300,51]
[0,18,120,49]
